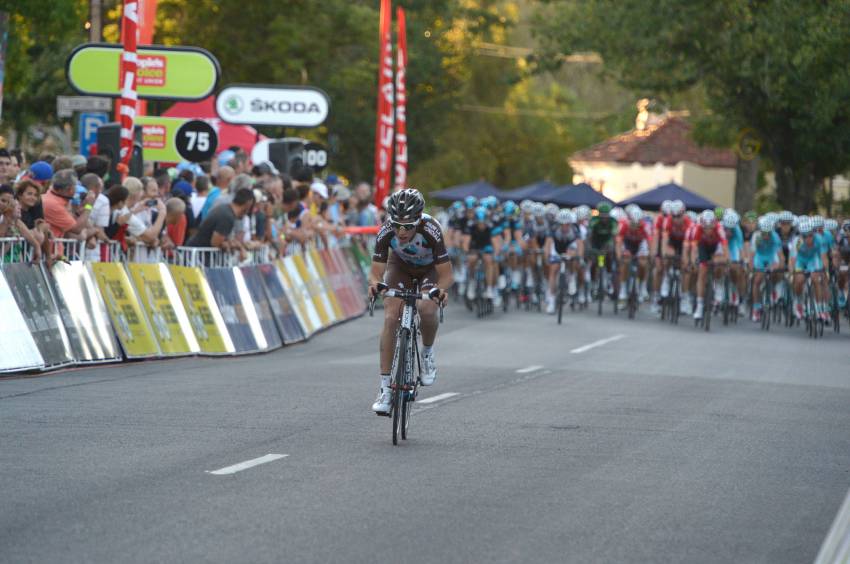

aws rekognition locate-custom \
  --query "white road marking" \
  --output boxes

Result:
[418,392,459,404]
[570,334,625,354]
[815,487,850,564]
[516,365,544,374]
[206,454,288,475]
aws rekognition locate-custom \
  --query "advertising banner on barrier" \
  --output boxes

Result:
[49,261,121,363]
[329,248,365,316]
[168,265,234,354]
[0,271,45,373]
[290,254,331,328]
[127,263,200,356]
[342,246,368,295]
[2,263,75,369]
[204,267,260,353]
[91,262,160,358]
[257,263,306,344]
[231,267,272,350]
[320,249,355,319]
[337,248,367,314]
[277,258,320,336]
[239,266,283,351]
[308,249,345,322]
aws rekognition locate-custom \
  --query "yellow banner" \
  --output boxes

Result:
[168,265,235,354]
[90,263,160,358]
[127,263,199,356]
[291,254,330,328]
[275,259,317,336]
[308,249,345,321]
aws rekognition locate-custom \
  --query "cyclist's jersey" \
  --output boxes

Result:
[725,225,744,261]
[741,224,755,246]
[524,218,549,246]
[775,226,796,262]
[550,224,581,254]
[837,232,850,260]
[618,220,651,243]
[587,216,618,249]
[819,230,835,253]
[751,231,782,261]
[653,214,667,253]
[372,214,450,268]
[689,223,727,247]
[464,217,494,251]
[791,234,824,271]
[662,216,693,242]
[490,210,505,236]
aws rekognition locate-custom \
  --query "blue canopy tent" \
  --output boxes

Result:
[430,180,501,201]
[496,180,555,202]
[544,183,615,207]
[618,182,718,211]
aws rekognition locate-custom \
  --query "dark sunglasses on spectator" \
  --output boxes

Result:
[391,220,419,231]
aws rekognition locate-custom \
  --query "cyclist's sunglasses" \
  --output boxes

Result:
[391,220,419,231]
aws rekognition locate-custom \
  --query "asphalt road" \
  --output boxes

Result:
[2,302,849,564]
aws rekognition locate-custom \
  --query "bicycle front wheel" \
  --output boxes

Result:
[391,329,409,446]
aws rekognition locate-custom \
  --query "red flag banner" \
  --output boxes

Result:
[393,7,408,191]
[118,0,139,165]
[136,0,158,117]
[373,0,394,208]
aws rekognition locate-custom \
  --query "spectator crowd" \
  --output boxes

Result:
[0,145,385,263]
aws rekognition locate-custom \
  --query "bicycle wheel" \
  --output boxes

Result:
[391,329,409,446]
[627,275,637,320]
[557,270,565,324]
[401,334,416,440]
[597,268,605,316]
[703,268,713,332]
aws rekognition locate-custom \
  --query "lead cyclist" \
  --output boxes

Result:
[368,189,454,415]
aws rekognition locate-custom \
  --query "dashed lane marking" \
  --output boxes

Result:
[570,334,625,354]
[418,392,459,404]
[516,365,544,374]
[206,454,288,475]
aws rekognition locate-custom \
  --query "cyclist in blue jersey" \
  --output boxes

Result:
[790,217,828,321]
[463,206,497,302]
[502,200,525,290]
[722,210,746,311]
[750,216,784,322]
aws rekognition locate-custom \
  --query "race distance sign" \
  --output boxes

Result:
[215,85,330,127]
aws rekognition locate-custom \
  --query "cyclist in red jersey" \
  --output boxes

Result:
[616,206,652,302]
[650,200,673,313]
[687,209,728,320]
[660,200,693,314]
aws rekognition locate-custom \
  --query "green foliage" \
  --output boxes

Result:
[535,0,850,212]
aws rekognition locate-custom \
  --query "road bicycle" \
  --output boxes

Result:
[555,254,579,325]
[659,255,682,325]
[370,281,444,445]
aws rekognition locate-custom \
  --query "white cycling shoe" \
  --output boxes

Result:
[372,389,391,415]
[421,349,437,386]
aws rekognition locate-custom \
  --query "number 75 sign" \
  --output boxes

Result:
[135,116,218,163]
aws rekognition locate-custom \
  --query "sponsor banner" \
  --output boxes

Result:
[239,266,283,351]
[0,271,45,373]
[308,249,345,322]
[373,0,394,208]
[204,267,259,353]
[394,7,408,190]
[168,265,234,354]
[293,253,331,327]
[2,263,75,369]
[257,263,306,344]
[344,245,370,293]
[91,262,160,358]
[127,263,200,356]
[331,248,367,315]
[278,258,320,336]
[136,116,183,162]
[321,249,357,319]
[66,43,220,101]
[49,261,121,363]
[216,84,330,127]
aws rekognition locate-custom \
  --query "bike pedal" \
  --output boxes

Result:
[376,411,391,417]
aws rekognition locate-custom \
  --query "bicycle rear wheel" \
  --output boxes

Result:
[557,271,565,324]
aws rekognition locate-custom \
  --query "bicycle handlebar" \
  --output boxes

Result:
[368,282,446,323]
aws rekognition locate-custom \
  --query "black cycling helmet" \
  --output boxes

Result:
[387,188,425,222]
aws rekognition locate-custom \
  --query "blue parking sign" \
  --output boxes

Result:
[79,112,109,157]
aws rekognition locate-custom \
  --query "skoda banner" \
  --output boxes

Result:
[216,84,330,127]
[66,43,220,100]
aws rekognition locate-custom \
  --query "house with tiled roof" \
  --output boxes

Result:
[569,113,737,207]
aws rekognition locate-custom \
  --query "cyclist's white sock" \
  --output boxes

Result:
[422,345,433,355]
[697,297,704,305]
[381,374,391,389]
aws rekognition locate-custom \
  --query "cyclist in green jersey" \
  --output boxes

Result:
[587,202,618,287]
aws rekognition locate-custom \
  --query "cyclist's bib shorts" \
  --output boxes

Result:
[384,253,439,291]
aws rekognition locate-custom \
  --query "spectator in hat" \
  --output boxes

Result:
[27,161,54,192]
[71,155,88,178]
[42,169,96,239]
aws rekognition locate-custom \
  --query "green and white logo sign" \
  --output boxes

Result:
[66,43,220,101]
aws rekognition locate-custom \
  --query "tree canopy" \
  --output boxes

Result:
[534,0,850,212]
